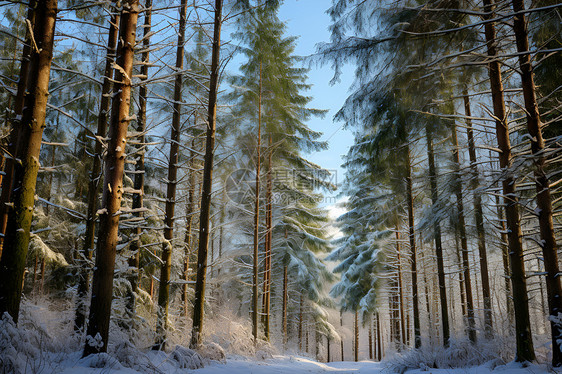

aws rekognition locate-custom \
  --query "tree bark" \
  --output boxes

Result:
[462,91,493,337]
[252,61,263,343]
[425,124,450,347]
[126,0,151,328]
[340,310,344,361]
[510,0,562,365]
[190,0,223,348]
[183,136,198,316]
[451,123,476,343]
[0,0,57,322]
[299,292,304,351]
[395,229,406,346]
[153,0,187,351]
[282,264,288,347]
[405,144,421,348]
[482,0,535,362]
[376,313,382,361]
[0,0,37,258]
[496,194,514,321]
[83,0,139,356]
[354,310,359,362]
[74,2,120,334]
[262,135,273,341]
[368,316,373,360]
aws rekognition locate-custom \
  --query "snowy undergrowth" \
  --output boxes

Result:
[0,295,279,373]
[385,336,540,373]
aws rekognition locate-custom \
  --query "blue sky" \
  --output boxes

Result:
[277,0,355,198]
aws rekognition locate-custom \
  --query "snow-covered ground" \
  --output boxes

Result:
[39,354,559,374]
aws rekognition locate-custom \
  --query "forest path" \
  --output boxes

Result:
[198,356,384,373]
[198,356,556,374]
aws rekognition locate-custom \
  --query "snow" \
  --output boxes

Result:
[30,355,559,374]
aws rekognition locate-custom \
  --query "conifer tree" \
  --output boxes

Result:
[83,0,139,356]
[0,0,58,322]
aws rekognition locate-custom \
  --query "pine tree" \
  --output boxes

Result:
[83,0,139,356]
[153,0,188,351]
[0,0,58,322]
[190,0,223,349]
[75,1,120,333]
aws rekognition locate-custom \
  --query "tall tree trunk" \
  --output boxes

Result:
[126,0,151,328]
[0,0,37,258]
[451,123,476,343]
[340,310,344,361]
[510,0,562,365]
[282,264,288,347]
[496,194,514,321]
[395,229,406,346]
[368,316,373,360]
[217,187,225,276]
[463,89,493,339]
[262,135,273,341]
[0,0,57,321]
[405,144,421,348]
[354,310,359,362]
[183,136,198,316]
[462,91,493,337]
[482,0,535,361]
[421,248,434,342]
[75,3,120,333]
[376,313,382,361]
[190,0,223,348]
[154,0,187,351]
[83,0,138,356]
[455,235,468,319]
[425,124,450,347]
[252,61,263,343]
[299,293,304,351]
[305,315,310,353]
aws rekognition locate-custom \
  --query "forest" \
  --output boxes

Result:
[0,0,561,373]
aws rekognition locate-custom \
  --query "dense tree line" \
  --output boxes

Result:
[1,0,562,367]
[0,0,336,359]
[321,0,562,366]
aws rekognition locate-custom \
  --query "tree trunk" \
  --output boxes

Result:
[262,135,273,341]
[405,144,421,348]
[83,0,139,356]
[454,235,468,320]
[368,316,373,360]
[395,229,406,346]
[510,0,562,365]
[190,0,223,348]
[74,3,120,333]
[282,264,288,347]
[0,1,37,258]
[482,0,535,361]
[183,136,198,316]
[496,194,514,321]
[340,310,344,361]
[451,123,476,343]
[376,313,382,361]
[252,61,263,343]
[126,0,151,329]
[462,91,493,337]
[153,0,187,351]
[425,124,450,347]
[299,293,304,351]
[420,249,432,342]
[354,310,359,362]
[0,0,57,322]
